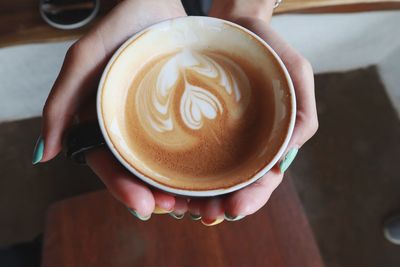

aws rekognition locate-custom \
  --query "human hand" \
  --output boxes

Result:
[34,0,189,220]
[184,1,318,225]
[34,0,317,225]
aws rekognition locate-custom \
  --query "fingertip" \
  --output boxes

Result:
[111,172,155,217]
[225,171,283,217]
[32,135,45,165]
[173,197,189,214]
[41,102,67,162]
[188,198,202,216]
[169,197,189,219]
[152,190,175,213]
[200,198,224,222]
[37,132,62,163]
[224,192,253,217]
[85,149,156,216]
[124,191,155,217]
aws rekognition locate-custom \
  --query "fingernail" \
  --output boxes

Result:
[224,212,245,222]
[127,208,151,221]
[279,147,299,173]
[201,217,224,226]
[169,212,185,220]
[153,205,173,214]
[189,213,202,221]
[32,136,44,165]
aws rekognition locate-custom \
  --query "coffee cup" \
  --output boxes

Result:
[97,16,296,197]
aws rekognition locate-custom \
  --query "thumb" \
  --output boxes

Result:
[279,56,318,173]
[32,94,76,165]
[32,39,104,164]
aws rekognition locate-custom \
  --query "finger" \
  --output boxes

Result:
[169,197,189,219]
[258,27,318,174]
[281,50,318,149]
[208,0,275,23]
[188,199,203,220]
[85,148,155,217]
[40,0,187,162]
[235,19,318,148]
[41,36,108,161]
[152,189,175,214]
[200,198,224,226]
[174,197,189,214]
[224,166,283,220]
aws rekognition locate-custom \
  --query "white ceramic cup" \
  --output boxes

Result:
[97,16,296,197]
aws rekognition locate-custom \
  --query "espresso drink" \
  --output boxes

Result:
[99,17,293,193]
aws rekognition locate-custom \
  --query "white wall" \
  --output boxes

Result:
[378,46,400,118]
[271,11,400,73]
[0,41,73,123]
[0,11,399,123]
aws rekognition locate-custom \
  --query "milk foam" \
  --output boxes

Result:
[135,49,250,147]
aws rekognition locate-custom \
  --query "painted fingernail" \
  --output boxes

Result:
[201,217,224,226]
[32,136,44,165]
[153,205,173,214]
[169,212,185,219]
[189,213,202,221]
[224,212,245,222]
[127,208,151,221]
[279,147,299,173]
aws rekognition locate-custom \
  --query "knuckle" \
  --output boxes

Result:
[310,117,319,136]
[293,55,313,75]
[66,40,86,60]
[296,110,308,124]
[273,173,284,186]
[42,101,50,119]
[297,111,319,138]
[42,93,64,123]
[42,97,55,121]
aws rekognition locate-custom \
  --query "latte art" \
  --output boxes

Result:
[134,49,251,147]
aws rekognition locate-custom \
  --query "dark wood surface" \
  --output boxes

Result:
[41,176,324,267]
[1,0,400,48]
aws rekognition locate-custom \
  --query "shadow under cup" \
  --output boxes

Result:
[97,17,296,197]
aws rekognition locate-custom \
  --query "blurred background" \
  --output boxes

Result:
[0,0,399,266]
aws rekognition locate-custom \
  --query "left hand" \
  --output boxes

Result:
[38,0,189,220]
[186,0,318,225]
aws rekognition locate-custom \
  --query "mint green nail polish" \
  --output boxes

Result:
[279,147,299,173]
[224,213,245,222]
[189,213,201,221]
[127,208,151,221]
[169,212,185,220]
[32,136,44,165]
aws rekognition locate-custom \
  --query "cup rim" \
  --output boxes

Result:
[97,16,296,197]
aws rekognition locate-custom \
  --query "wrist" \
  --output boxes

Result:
[209,0,275,22]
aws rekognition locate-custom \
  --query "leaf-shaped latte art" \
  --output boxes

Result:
[180,82,223,130]
[135,49,250,146]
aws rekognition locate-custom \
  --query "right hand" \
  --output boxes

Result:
[38,0,188,219]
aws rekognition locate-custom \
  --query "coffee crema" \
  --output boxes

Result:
[123,48,279,189]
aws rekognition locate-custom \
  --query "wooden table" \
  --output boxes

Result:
[1,0,399,48]
[275,0,400,13]
[41,176,324,267]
